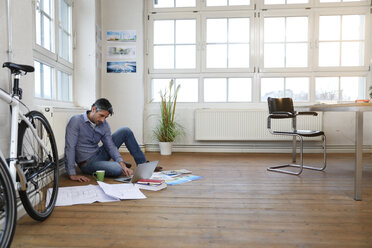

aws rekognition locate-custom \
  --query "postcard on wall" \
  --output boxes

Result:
[106,30,136,42]
[107,61,136,73]
[107,45,136,59]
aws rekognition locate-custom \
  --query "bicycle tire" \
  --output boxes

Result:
[0,158,17,248]
[17,111,59,221]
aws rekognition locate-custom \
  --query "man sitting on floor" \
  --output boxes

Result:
[64,98,154,182]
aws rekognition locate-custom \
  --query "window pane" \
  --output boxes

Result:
[58,71,72,101]
[264,44,285,68]
[207,44,227,68]
[206,0,228,6]
[320,0,364,2]
[285,78,309,101]
[176,20,195,44]
[152,79,171,102]
[154,45,174,69]
[287,0,308,3]
[59,0,70,30]
[176,78,198,102]
[286,17,308,42]
[319,16,340,41]
[207,19,227,43]
[175,45,196,69]
[341,42,364,66]
[154,0,174,8]
[261,78,284,101]
[286,43,307,67]
[265,0,285,4]
[154,20,174,44]
[264,18,285,42]
[176,0,196,7]
[229,0,250,5]
[36,8,41,45]
[229,18,250,43]
[42,64,52,99]
[340,77,365,101]
[318,42,340,66]
[59,30,71,61]
[315,77,339,101]
[34,61,41,98]
[43,15,52,50]
[228,78,251,102]
[229,44,249,68]
[265,0,309,5]
[204,78,226,102]
[342,15,365,40]
[42,0,51,16]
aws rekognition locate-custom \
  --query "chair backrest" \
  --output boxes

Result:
[267,97,294,114]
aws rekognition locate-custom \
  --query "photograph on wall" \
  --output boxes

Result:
[107,45,136,59]
[106,30,136,42]
[107,61,136,73]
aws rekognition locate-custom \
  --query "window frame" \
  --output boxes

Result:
[32,0,74,103]
[201,11,255,73]
[313,7,370,72]
[259,9,313,73]
[148,12,201,74]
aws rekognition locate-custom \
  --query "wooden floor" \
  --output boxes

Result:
[11,153,372,248]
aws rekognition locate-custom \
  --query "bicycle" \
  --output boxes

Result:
[0,62,59,247]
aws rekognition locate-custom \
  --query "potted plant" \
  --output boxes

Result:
[153,80,183,155]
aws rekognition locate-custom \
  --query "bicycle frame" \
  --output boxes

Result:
[0,74,51,191]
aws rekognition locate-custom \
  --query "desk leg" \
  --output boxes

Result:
[292,136,296,162]
[355,111,363,201]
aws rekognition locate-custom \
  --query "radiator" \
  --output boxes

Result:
[195,109,323,141]
[39,106,86,159]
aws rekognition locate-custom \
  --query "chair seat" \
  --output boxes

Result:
[273,130,324,137]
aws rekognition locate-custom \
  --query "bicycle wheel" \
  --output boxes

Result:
[17,111,59,221]
[0,158,17,248]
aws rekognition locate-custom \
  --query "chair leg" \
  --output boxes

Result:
[267,135,327,175]
[267,136,304,175]
[301,134,327,171]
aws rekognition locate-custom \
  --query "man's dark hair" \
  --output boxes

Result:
[92,98,114,115]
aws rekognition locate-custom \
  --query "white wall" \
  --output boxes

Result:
[0,0,34,156]
[101,0,145,146]
[74,0,99,108]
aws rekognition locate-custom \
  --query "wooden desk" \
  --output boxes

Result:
[298,103,372,200]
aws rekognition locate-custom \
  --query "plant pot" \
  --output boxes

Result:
[159,142,172,155]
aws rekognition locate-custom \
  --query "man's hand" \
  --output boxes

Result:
[120,162,133,177]
[69,174,90,182]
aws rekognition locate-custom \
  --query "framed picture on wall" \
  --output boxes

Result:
[106,30,136,42]
[107,61,136,73]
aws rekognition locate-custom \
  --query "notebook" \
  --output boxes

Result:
[114,161,159,183]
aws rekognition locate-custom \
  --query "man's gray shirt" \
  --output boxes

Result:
[64,111,123,175]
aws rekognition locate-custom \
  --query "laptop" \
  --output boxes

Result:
[114,161,159,183]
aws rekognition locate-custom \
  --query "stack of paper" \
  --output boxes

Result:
[135,179,167,191]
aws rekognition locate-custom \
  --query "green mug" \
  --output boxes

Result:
[93,170,105,182]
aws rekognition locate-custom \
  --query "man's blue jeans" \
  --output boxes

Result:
[79,127,147,177]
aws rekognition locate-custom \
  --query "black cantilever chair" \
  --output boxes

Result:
[267,97,327,175]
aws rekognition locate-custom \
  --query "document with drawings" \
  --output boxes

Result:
[47,182,146,207]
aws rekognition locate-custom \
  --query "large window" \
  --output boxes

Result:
[34,0,73,102]
[147,0,370,103]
